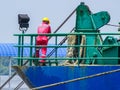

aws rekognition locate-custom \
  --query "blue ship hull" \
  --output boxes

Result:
[13,66,120,90]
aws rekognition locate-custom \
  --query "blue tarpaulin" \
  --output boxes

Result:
[0,43,67,57]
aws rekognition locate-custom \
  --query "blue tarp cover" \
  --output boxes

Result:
[0,43,66,57]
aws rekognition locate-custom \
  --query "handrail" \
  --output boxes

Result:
[14,32,120,66]
[14,32,120,36]
[14,45,119,48]
[14,57,120,60]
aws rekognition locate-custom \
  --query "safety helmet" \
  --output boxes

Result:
[42,17,50,24]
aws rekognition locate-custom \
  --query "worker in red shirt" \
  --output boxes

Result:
[35,17,51,66]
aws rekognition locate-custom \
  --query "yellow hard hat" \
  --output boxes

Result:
[42,17,50,24]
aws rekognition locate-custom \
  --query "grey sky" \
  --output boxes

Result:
[0,0,120,43]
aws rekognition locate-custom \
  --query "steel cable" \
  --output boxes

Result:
[106,24,119,27]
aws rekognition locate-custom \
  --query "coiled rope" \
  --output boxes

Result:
[30,68,120,90]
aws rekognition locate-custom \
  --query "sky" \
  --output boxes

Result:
[0,0,120,43]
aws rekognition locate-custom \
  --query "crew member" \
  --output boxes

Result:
[35,17,51,66]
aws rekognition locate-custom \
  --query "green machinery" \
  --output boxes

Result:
[72,2,120,64]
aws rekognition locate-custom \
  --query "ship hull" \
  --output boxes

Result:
[13,66,120,90]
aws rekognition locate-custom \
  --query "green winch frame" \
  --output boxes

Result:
[14,2,120,66]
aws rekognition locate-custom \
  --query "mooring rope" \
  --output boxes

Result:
[30,68,120,90]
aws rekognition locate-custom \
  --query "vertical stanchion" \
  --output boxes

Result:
[18,36,21,65]
[77,34,81,65]
[21,31,24,66]
[30,35,33,66]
